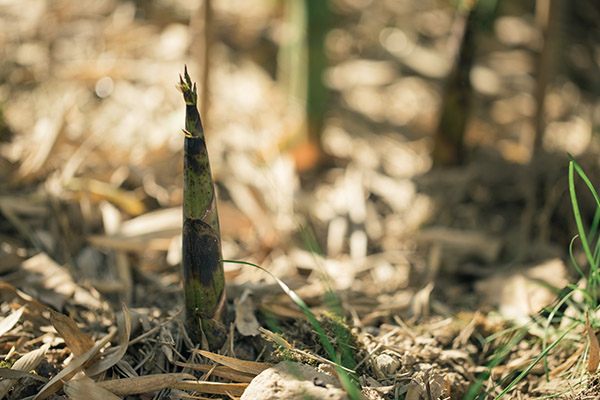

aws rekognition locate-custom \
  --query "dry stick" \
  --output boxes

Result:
[178,67,227,351]
[128,309,182,346]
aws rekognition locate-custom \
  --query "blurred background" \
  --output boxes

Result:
[1,0,600,322]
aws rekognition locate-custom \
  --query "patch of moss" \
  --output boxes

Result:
[0,359,15,369]
[262,310,367,375]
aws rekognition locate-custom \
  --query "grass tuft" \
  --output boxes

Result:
[466,157,600,399]
[222,259,363,400]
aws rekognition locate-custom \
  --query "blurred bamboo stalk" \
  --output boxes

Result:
[432,0,499,166]
[190,0,212,128]
[178,67,227,351]
[277,0,331,171]
[278,0,306,107]
[532,0,562,156]
[432,0,478,166]
[305,0,330,146]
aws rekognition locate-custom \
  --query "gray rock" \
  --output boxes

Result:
[241,361,350,400]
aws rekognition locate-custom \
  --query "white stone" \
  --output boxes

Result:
[241,361,349,400]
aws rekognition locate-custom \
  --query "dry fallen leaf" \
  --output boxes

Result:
[172,361,256,382]
[85,303,132,377]
[171,380,249,397]
[404,380,423,400]
[34,327,117,400]
[194,349,274,375]
[49,309,94,357]
[0,306,25,337]
[587,313,599,373]
[234,289,260,337]
[64,376,122,400]
[87,207,181,252]
[66,177,146,216]
[96,373,196,396]
[0,369,47,382]
[0,282,49,313]
[20,252,78,310]
[0,342,50,398]
[550,343,585,377]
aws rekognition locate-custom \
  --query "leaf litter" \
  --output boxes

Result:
[1,0,600,399]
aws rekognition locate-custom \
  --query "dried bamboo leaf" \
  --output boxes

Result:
[96,373,195,396]
[194,349,274,375]
[49,309,94,357]
[160,327,175,363]
[550,343,585,377]
[0,342,50,398]
[64,376,122,400]
[21,252,77,310]
[0,282,48,312]
[234,289,260,337]
[17,110,65,181]
[10,342,50,374]
[0,368,47,382]
[172,361,255,382]
[115,251,132,305]
[0,306,25,337]
[86,304,131,377]
[587,314,599,373]
[87,207,182,252]
[87,235,173,252]
[66,177,146,216]
[171,380,248,396]
[118,206,182,237]
[34,327,116,400]
[259,327,292,348]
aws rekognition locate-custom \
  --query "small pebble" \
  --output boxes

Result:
[375,353,400,376]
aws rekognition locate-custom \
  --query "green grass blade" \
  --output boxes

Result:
[569,158,600,293]
[569,236,587,281]
[465,326,529,400]
[569,161,594,265]
[569,157,600,209]
[222,259,363,400]
[494,322,579,399]
[541,288,577,379]
[295,222,357,369]
[569,161,598,304]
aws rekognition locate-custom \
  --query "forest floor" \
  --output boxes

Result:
[1,0,600,399]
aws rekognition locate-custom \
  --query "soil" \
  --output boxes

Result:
[1,0,600,399]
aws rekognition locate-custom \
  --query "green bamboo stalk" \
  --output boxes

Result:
[178,67,227,350]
